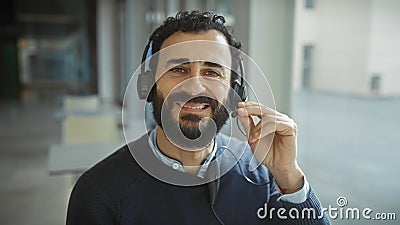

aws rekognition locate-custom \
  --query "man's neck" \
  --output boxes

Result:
[155,126,214,173]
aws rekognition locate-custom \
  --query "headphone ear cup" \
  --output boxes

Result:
[229,81,241,110]
[230,81,248,109]
[137,73,146,100]
[137,71,154,101]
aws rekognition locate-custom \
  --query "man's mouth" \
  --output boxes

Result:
[177,101,210,113]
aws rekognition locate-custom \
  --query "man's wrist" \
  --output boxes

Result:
[276,175,309,204]
[279,182,304,194]
[272,163,304,194]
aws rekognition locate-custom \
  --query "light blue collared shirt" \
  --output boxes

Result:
[148,128,217,178]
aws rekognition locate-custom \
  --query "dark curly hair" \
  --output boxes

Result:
[149,11,241,56]
[145,10,242,102]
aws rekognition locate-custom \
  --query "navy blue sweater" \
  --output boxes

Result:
[67,134,330,225]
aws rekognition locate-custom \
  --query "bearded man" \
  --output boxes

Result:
[67,11,330,225]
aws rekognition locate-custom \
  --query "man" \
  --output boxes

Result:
[67,11,330,225]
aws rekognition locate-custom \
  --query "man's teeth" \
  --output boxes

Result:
[183,105,207,109]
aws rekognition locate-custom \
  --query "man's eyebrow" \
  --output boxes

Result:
[202,61,224,69]
[165,58,190,67]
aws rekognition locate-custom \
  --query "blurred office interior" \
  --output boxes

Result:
[0,0,399,224]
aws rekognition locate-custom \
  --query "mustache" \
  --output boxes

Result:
[166,92,219,106]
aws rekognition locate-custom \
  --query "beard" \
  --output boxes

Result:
[152,90,230,149]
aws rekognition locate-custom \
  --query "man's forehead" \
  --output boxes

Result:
[156,40,232,73]
[160,30,229,49]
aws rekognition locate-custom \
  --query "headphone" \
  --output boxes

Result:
[137,39,248,108]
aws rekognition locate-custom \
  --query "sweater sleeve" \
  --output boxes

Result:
[267,175,331,225]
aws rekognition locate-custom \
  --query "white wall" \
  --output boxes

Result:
[292,0,317,91]
[249,0,295,115]
[293,0,400,97]
[231,0,250,52]
[97,0,119,104]
[293,0,372,95]
[367,0,400,96]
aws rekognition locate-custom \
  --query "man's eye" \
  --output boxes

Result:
[169,67,186,73]
[204,70,220,77]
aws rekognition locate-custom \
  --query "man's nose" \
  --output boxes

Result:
[180,69,207,95]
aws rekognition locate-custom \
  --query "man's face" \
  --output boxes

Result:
[151,30,232,149]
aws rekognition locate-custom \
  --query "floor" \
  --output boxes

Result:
[0,92,399,224]
[292,92,400,225]
[0,100,69,225]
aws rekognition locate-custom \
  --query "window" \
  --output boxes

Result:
[305,0,315,9]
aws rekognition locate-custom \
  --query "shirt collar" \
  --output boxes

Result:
[148,128,217,178]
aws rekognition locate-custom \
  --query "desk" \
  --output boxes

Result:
[53,105,122,121]
[48,142,125,175]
